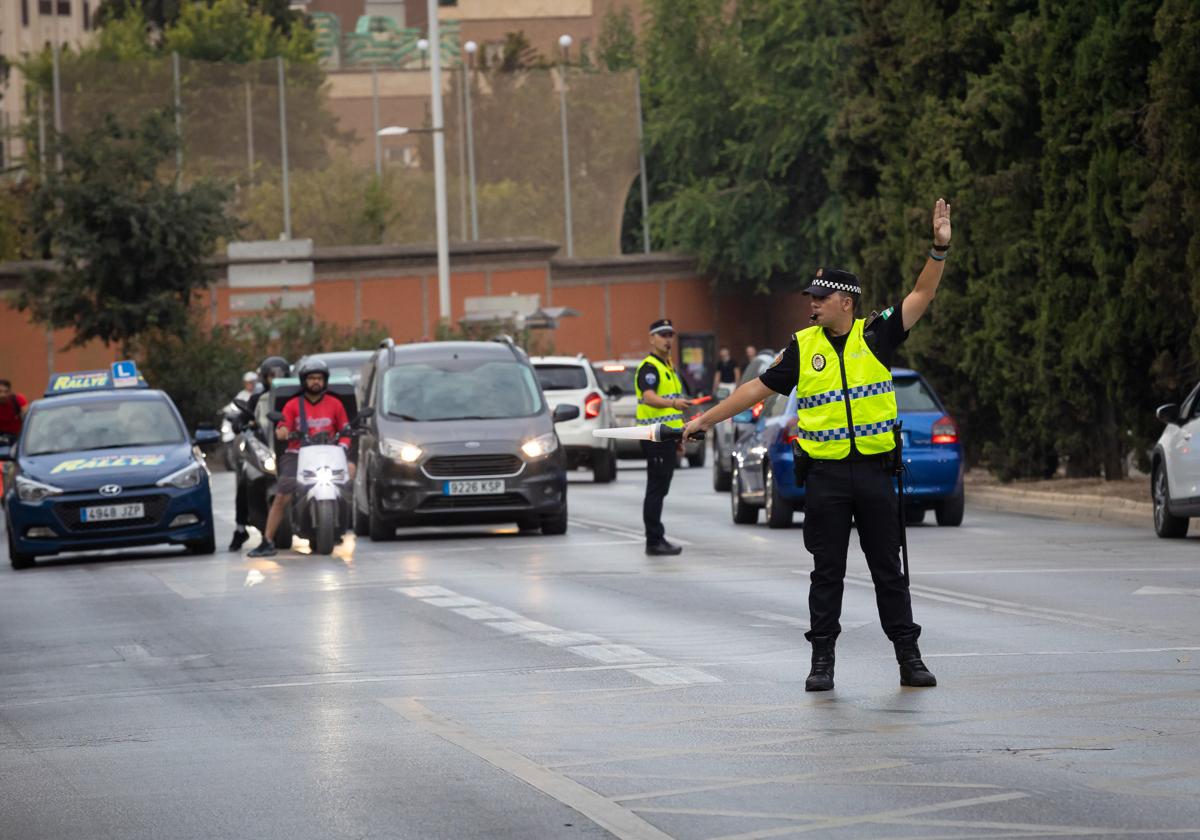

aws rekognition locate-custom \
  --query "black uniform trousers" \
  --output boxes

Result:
[802,456,920,642]
[641,440,676,545]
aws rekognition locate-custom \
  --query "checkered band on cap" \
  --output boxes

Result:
[808,277,861,294]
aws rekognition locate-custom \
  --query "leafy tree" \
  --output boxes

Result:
[98,0,305,37]
[19,110,237,349]
[598,5,638,71]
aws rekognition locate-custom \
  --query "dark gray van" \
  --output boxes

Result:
[353,339,578,539]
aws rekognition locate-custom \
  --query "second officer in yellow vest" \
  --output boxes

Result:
[638,318,692,556]
[684,198,952,692]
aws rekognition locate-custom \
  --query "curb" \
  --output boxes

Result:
[968,486,1153,529]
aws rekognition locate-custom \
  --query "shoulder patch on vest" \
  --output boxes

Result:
[768,352,783,369]
[644,371,657,386]
[880,306,894,320]
[811,353,826,372]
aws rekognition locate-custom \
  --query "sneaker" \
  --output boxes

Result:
[645,540,682,556]
[247,539,276,558]
[227,528,249,552]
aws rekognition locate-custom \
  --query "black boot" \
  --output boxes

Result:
[228,527,249,551]
[805,636,836,692]
[894,637,937,687]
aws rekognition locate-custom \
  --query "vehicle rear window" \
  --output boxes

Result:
[894,377,941,412]
[534,365,589,391]
[594,365,636,395]
[382,360,545,421]
[22,398,186,456]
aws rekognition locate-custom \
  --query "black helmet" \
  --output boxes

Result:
[259,355,289,382]
[297,358,330,392]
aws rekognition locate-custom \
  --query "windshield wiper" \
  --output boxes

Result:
[386,412,422,421]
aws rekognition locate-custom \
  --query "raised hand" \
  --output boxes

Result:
[933,198,952,247]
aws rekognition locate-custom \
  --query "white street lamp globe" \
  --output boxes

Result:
[417,38,430,52]
[464,40,477,54]
[558,34,573,50]
[377,126,410,137]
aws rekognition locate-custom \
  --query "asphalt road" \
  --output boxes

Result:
[3,462,1200,839]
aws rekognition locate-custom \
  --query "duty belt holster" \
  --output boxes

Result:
[792,440,811,487]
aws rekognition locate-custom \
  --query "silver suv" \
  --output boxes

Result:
[1153,382,1200,538]
[711,349,776,491]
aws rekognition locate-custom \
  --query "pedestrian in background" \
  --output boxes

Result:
[712,346,740,397]
[0,379,28,439]
[638,319,693,556]
[686,198,952,692]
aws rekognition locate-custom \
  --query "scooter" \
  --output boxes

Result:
[219,402,241,471]
[269,408,373,556]
[231,398,291,548]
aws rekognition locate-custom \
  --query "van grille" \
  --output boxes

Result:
[423,455,523,478]
[419,493,526,510]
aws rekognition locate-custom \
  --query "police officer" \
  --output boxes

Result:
[638,318,693,556]
[685,198,952,691]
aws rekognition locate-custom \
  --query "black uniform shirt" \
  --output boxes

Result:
[759,303,909,456]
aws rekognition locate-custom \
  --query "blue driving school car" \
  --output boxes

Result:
[1,364,218,569]
[730,367,965,528]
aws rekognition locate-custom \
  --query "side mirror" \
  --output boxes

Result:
[732,410,755,424]
[553,404,581,423]
[356,406,376,421]
[604,385,624,398]
[1156,403,1181,425]
[193,428,222,448]
[0,445,12,462]
[267,410,284,423]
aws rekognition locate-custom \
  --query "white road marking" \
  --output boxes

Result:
[381,697,677,840]
[397,584,721,685]
[627,667,723,686]
[1134,586,1200,596]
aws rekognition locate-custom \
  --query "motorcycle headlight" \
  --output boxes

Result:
[521,432,559,460]
[15,475,64,503]
[381,438,422,464]
[156,461,207,489]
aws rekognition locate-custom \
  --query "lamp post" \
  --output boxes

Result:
[424,2,451,322]
[463,40,479,241]
[417,38,429,70]
[557,34,574,258]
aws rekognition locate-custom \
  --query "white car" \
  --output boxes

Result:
[592,359,706,467]
[1153,383,1200,537]
[531,355,618,482]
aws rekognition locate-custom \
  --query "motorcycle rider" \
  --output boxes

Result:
[229,356,289,551]
[248,359,351,557]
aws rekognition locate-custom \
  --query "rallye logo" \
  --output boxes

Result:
[50,454,168,474]
[50,372,109,392]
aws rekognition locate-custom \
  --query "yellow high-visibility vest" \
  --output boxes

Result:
[635,354,685,429]
[794,320,897,459]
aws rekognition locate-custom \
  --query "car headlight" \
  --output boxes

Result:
[156,461,207,489]
[381,438,422,463]
[521,432,559,460]
[15,475,64,503]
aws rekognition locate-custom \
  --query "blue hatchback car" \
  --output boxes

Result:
[730,367,964,528]
[2,368,219,568]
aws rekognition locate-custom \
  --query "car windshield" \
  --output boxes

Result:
[894,377,941,412]
[535,365,589,391]
[22,398,185,456]
[594,365,636,395]
[382,360,545,421]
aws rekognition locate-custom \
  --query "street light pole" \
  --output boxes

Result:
[557,34,574,258]
[463,40,479,241]
[426,1,451,321]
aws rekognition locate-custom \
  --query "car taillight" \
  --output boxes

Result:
[931,415,958,444]
[584,392,602,419]
[751,401,764,420]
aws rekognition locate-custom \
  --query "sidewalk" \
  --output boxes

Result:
[964,471,1153,529]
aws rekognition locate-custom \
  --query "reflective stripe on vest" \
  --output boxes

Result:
[635,354,685,430]
[794,320,897,459]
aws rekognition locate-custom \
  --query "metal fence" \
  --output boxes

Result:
[33,50,645,258]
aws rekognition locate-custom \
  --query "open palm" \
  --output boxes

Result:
[933,198,952,246]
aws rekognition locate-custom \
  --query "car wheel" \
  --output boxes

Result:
[186,522,217,555]
[1153,462,1189,538]
[764,464,793,529]
[687,443,706,468]
[731,461,758,525]
[542,502,568,535]
[6,522,35,570]
[712,445,732,492]
[593,447,616,483]
[934,490,964,527]
[904,505,926,526]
